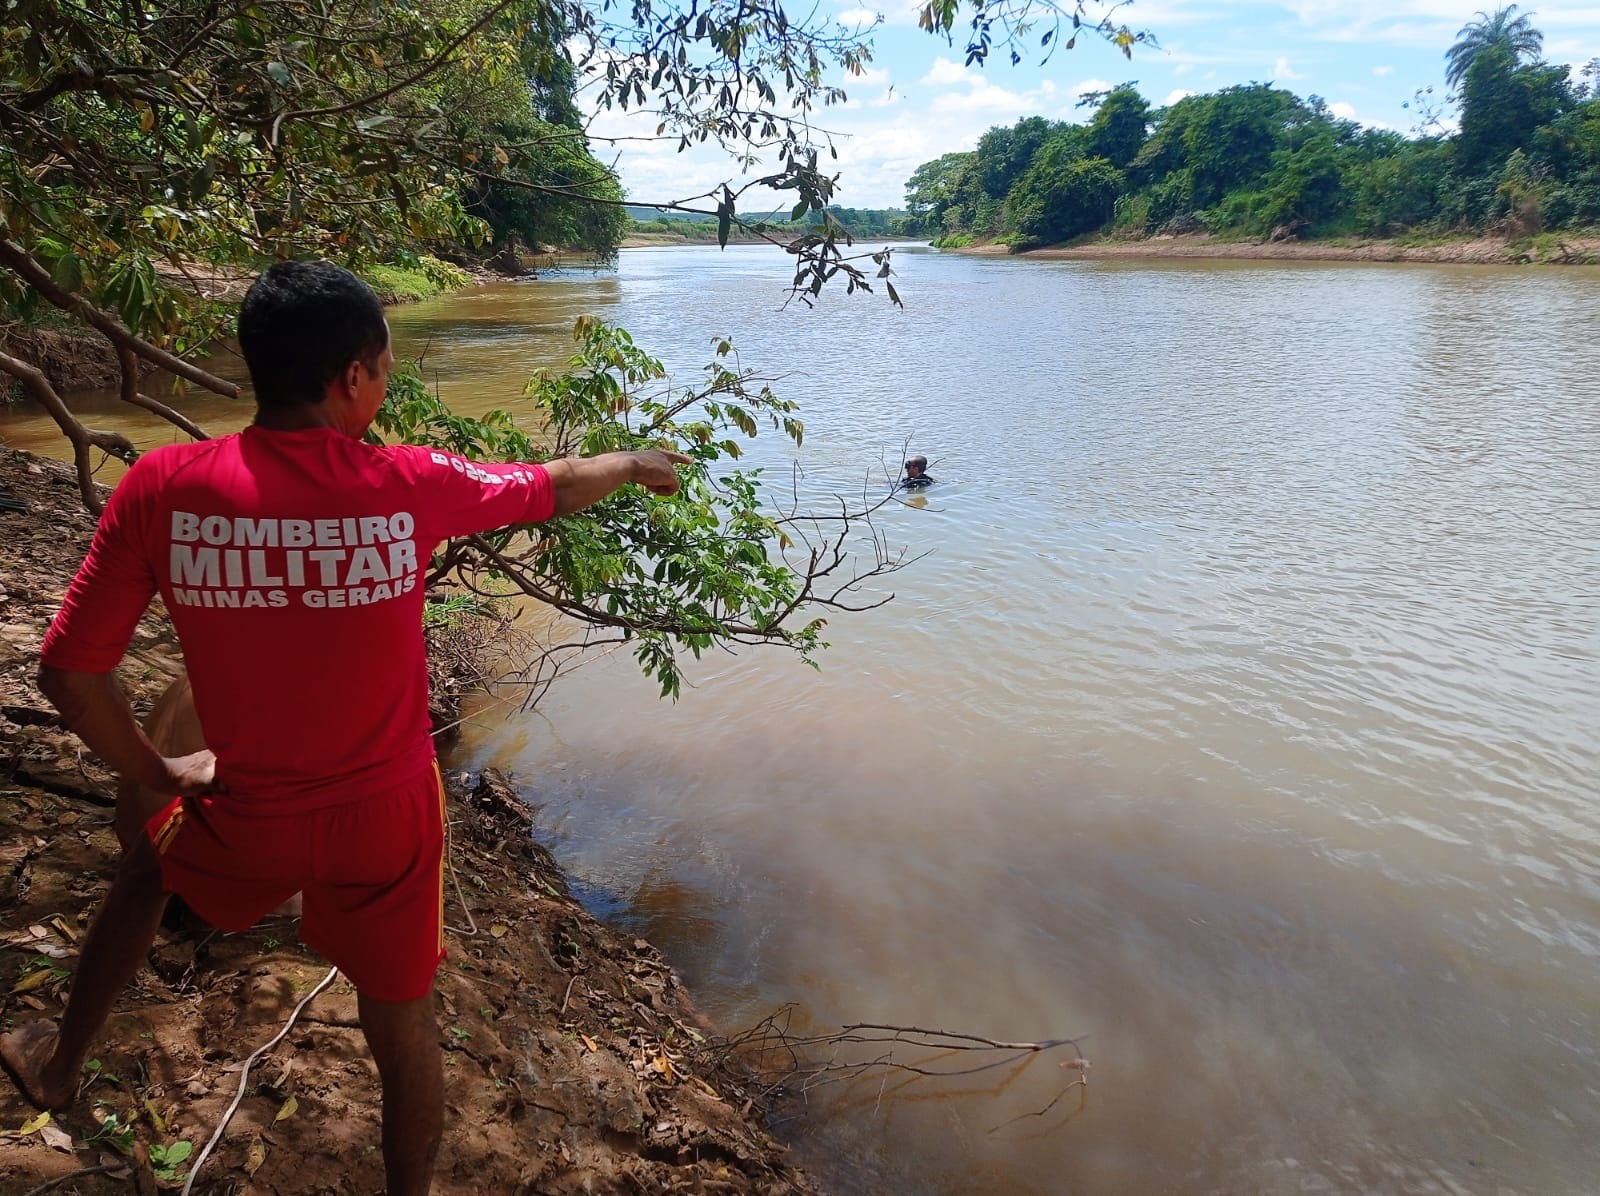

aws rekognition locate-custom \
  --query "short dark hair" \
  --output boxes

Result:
[238,261,388,406]
[905,455,928,471]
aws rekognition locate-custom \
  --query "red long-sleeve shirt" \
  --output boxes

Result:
[41,426,554,812]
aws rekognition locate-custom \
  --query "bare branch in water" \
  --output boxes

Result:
[686,1005,1092,1137]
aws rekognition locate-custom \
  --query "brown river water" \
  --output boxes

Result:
[4,246,1598,1194]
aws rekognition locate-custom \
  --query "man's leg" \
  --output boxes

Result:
[358,988,443,1196]
[0,835,169,1109]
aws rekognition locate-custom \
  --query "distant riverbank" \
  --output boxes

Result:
[621,231,923,250]
[951,232,1600,266]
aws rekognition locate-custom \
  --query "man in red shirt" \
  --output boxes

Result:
[1,261,689,1194]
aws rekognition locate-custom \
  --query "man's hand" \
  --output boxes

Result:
[631,449,694,496]
[160,749,224,797]
[547,449,695,516]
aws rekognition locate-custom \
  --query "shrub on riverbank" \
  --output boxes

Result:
[361,255,474,305]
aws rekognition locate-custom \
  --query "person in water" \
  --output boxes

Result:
[899,455,935,489]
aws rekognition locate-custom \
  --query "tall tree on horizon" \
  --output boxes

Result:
[1446,5,1545,88]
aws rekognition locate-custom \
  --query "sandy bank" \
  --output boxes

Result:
[0,448,818,1195]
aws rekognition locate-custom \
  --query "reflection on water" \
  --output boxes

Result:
[7,248,1599,1193]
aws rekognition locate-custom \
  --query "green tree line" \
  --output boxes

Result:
[904,6,1600,248]
[629,206,908,240]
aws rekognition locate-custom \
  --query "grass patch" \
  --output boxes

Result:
[360,255,473,304]
[1389,230,1473,249]
[1511,232,1599,263]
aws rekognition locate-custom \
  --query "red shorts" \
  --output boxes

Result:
[147,762,447,1001]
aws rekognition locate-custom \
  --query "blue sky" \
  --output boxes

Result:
[583,1,1600,211]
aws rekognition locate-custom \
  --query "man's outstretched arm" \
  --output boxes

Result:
[543,449,693,516]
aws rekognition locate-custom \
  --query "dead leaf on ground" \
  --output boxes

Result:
[245,1134,267,1176]
[12,968,64,994]
[39,1122,73,1152]
[579,1034,597,1053]
[6,1110,52,1138]
[489,923,509,939]
[97,1151,133,1180]
[274,1095,298,1122]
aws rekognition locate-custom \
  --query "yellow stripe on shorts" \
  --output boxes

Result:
[433,761,446,953]
[152,804,186,855]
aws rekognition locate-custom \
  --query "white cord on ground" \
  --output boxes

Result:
[179,964,340,1196]
[444,808,479,938]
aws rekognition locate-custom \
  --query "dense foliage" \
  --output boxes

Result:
[0,0,633,358]
[904,8,1600,248]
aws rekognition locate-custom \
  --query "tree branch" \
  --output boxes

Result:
[0,349,135,513]
[0,232,239,399]
[118,345,210,441]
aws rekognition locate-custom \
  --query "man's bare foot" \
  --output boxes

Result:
[0,1021,76,1110]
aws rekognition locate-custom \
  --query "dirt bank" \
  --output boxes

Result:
[0,448,819,1194]
[955,232,1600,265]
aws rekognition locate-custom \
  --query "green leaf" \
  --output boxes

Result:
[51,253,83,293]
[189,161,216,202]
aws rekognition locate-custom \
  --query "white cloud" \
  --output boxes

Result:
[1274,55,1306,80]
[1372,64,1394,76]
[833,64,895,108]
[836,8,880,26]
[1105,0,1216,27]
[928,77,1034,114]
[1164,87,1196,105]
[920,57,973,87]
[1323,100,1395,131]
[838,0,923,27]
